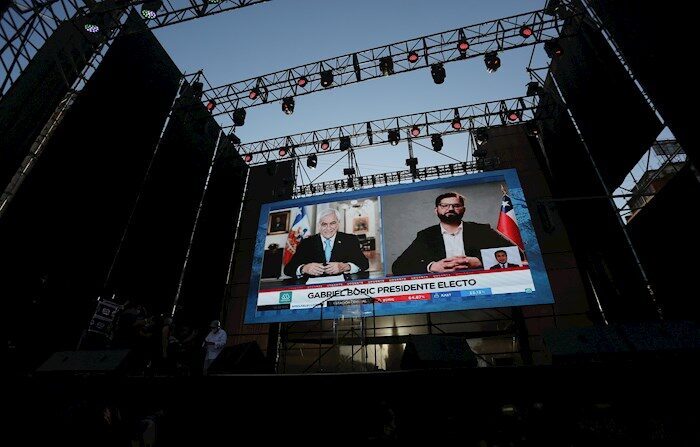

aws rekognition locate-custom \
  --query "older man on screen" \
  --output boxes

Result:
[392,192,515,276]
[284,208,369,277]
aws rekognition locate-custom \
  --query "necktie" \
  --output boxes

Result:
[324,239,332,263]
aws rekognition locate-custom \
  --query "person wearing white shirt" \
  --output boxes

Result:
[392,192,516,276]
[202,320,227,375]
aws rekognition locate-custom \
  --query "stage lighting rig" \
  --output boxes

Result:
[484,52,501,73]
[307,154,318,169]
[451,108,462,130]
[407,51,419,63]
[321,69,334,88]
[474,128,489,145]
[282,97,295,115]
[388,129,400,145]
[526,81,544,96]
[320,140,330,151]
[410,125,420,137]
[141,1,163,19]
[544,39,564,57]
[297,76,308,87]
[431,63,446,84]
[431,134,443,152]
[232,108,246,126]
[379,56,394,76]
[520,25,534,38]
[507,110,521,122]
[457,29,469,58]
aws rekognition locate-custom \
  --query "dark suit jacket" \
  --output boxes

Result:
[391,221,515,276]
[283,232,369,277]
[489,262,520,270]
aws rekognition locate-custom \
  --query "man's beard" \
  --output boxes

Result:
[438,210,464,224]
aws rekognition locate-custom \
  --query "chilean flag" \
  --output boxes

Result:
[283,206,311,266]
[497,188,524,250]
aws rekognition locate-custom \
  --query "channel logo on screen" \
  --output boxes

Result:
[279,291,293,304]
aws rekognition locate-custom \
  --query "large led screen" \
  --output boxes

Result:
[245,169,553,323]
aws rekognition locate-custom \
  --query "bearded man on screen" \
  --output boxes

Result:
[392,192,514,276]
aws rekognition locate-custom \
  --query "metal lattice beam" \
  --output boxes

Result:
[204,8,576,125]
[292,159,500,198]
[0,0,269,99]
[237,95,539,165]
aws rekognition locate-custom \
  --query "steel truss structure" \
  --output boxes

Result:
[236,95,539,165]
[0,0,268,98]
[203,8,576,126]
[292,158,501,198]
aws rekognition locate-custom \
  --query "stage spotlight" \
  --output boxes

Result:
[507,110,521,122]
[297,76,308,87]
[431,134,443,152]
[141,0,163,19]
[519,25,534,38]
[278,146,288,157]
[431,63,446,84]
[232,108,246,126]
[266,160,277,176]
[525,121,540,137]
[339,136,351,151]
[307,154,318,169]
[343,167,356,176]
[526,81,543,96]
[282,97,295,115]
[206,99,216,112]
[484,51,501,73]
[320,140,330,151]
[243,153,252,163]
[457,29,469,58]
[544,39,564,58]
[84,23,100,33]
[407,51,419,63]
[474,128,489,145]
[451,108,462,130]
[410,125,420,137]
[320,70,334,88]
[388,129,400,146]
[379,56,394,76]
[248,88,260,100]
[405,157,418,168]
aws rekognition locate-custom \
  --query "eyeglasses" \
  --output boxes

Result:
[437,203,464,210]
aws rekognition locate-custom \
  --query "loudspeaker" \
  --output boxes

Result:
[36,349,131,375]
[208,342,272,374]
[400,335,477,370]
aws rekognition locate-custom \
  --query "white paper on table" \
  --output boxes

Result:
[305,274,345,285]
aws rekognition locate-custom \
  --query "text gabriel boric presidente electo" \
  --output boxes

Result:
[306,279,478,300]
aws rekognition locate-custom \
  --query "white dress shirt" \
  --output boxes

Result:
[203,328,227,360]
[441,222,465,258]
[427,223,465,272]
[295,234,360,277]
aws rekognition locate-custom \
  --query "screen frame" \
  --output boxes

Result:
[244,168,554,324]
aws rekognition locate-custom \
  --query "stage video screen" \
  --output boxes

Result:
[245,169,554,323]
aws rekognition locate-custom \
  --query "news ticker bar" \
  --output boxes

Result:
[255,267,535,312]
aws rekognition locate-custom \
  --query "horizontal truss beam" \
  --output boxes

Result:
[204,8,575,124]
[291,159,500,198]
[237,95,539,165]
[0,0,268,98]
